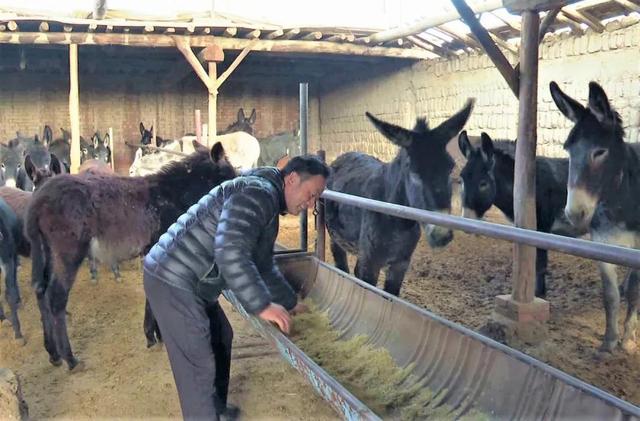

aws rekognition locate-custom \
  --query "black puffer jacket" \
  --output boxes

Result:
[143,167,297,314]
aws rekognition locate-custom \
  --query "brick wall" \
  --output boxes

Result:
[0,72,314,174]
[318,16,640,163]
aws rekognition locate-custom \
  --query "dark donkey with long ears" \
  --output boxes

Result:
[325,100,475,296]
[550,80,640,353]
[458,131,587,297]
[26,141,237,371]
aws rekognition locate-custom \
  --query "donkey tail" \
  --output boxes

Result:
[26,204,49,295]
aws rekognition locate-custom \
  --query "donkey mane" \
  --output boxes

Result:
[413,117,429,133]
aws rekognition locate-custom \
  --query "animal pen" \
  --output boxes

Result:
[2,0,640,418]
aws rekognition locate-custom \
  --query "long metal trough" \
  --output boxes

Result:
[226,252,640,420]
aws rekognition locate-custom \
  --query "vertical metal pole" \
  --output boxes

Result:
[299,82,309,251]
[316,150,326,261]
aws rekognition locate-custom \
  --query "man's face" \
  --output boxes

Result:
[284,172,327,215]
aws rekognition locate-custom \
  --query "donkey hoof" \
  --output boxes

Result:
[49,357,63,367]
[68,360,85,373]
[147,342,164,352]
[14,337,26,347]
[621,339,637,354]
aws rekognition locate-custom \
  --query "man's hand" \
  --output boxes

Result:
[259,303,291,334]
[289,302,309,316]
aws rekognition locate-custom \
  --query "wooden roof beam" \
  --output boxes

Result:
[613,0,640,14]
[561,7,605,32]
[407,35,451,58]
[556,12,585,34]
[173,37,214,90]
[451,0,519,97]
[434,26,481,50]
[539,7,561,42]
[489,11,522,32]
[504,0,581,12]
[0,32,433,59]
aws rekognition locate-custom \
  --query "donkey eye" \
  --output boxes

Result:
[591,148,608,163]
[479,181,490,191]
[1,164,4,170]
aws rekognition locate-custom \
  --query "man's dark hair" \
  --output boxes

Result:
[281,155,330,180]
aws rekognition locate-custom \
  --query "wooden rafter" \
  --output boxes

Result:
[434,26,481,50]
[487,31,518,54]
[556,12,585,33]
[451,0,519,97]
[561,7,605,32]
[214,39,257,89]
[407,35,450,57]
[173,37,214,90]
[0,33,432,59]
[539,8,561,42]
[490,11,522,32]
[613,0,640,13]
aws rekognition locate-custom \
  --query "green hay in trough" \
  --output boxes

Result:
[290,300,489,420]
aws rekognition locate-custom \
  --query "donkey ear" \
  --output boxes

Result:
[210,142,227,163]
[93,134,100,149]
[587,81,615,125]
[237,108,245,122]
[49,153,62,175]
[365,112,413,148]
[134,148,143,160]
[43,125,53,145]
[192,139,208,153]
[480,132,495,166]
[139,122,145,135]
[24,155,36,182]
[550,81,584,123]
[103,132,110,148]
[248,108,256,124]
[458,130,473,159]
[432,98,475,146]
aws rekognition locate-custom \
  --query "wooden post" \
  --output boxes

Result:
[492,9,549,342]
[108,127,114,171]
[152,118,156,147]
[69,43,80,174]
[195,109,202,144]
[513,10,540,304]
[208,62,217,148]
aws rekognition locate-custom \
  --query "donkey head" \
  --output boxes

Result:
[88,132,112,164]
[0,143,25,189]
[225,108,256,135]
[458,131,497,219]
[24,147,62,190]
[550,81,625,230]
[365,98,475,248]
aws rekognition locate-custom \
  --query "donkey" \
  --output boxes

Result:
[0,144,27,190]
[221,107,256,135]
[458,131,587,297]
[48,127,71,173]
[81,132,112,165]
[26,141,236,371]
[0,197,26,344]
[9,130,62,191]
[550,81,640,353]
[325,100,475,296]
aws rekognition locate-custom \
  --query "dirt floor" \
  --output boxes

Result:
[2,207,639,420]
[0,258,338,420]
[278,210,640,407]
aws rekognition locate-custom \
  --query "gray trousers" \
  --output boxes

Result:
[144,271,233,421]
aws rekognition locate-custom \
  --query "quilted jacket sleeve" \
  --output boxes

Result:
[260,258,298,311]
[214,187,274,315]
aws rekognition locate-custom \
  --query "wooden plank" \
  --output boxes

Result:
[369,0,503,43]
[7,21,17,31]
[281,28,300,39]
[201,44,224,62]
[539,7,561,42]
[144,25,154,33]
[561,7,605,32]
[108,127,115,171]
[614,0,640,13]
[488,31,518,54]
[63,24,73,33]
[512,10,540,303]
[265,29,284,39]
[300,31,322,41]
[173,37,214,90]
[490,11,522,32]
[0,33,433,59]
[164,27,176,34]
[504,0,581,12]
[69,43,80,174]
[407,35,450,57]
[556,12,584,34]
[222,27,237,37]
[87,22,97,32]
[195,109,202,144]
[215,39,257,89]
[324,33,355,42]
[451,0,519,98]
[244,29,260,39]
[0,25,6,32]
[435,26,481,50]
[208,62,217,148]
[105,24,113,33]
[39,22,50,32]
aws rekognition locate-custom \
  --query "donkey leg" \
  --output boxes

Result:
[35,289,61,366]
[144,298,162,348]
[621,269,639,353]
[88,255,98,284]
[384,259,411,297]
[354,257,382,289]
[47,277,84,372]
[4,258,24,344]
[330,240,349,273]
[112,264,121,283]
[535,248,548,298]
[598,262,620,353]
